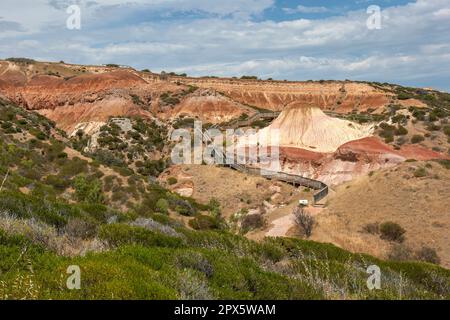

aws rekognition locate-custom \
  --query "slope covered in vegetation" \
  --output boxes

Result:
[0,98,449,300]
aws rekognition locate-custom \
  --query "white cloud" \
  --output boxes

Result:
[433,8,450,18]
[283,5,329,15]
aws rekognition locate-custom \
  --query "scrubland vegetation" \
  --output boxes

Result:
[0,98,449,300]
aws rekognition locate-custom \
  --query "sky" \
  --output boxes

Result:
[1,0,450,91]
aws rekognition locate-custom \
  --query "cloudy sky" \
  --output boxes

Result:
[1,0,450,91]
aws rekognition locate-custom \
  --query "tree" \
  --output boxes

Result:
[293,206,315,238]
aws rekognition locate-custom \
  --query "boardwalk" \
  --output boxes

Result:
[197,126,329,204]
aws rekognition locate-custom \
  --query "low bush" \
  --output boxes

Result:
[60,157,89,177]
[444,125,450,137]
[395,125,408,136]
[380,222,406,243]
[155,198,169,214]
[0,190,80,228]
[73,175,105,204]
[189,215,222,230]
[64,218,98,239]
[362,222,379,235]
[434,159,450,169]
[411,134,425,144]
[176,252,214,278]
[241,214,265,233]
[167,177,178,185]
[98,223,184,248]
[413,167,427,178]
[44,174,71,191]
[388,244,413,261]
[131,217,181,238]
[173,200,197,217]
[415,246,441,265]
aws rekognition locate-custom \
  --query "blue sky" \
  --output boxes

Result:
[1,0,450,91]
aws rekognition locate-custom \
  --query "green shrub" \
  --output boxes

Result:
[64,218,98,239]
[130,94,144,105]
[397,92,412,100]
[167,177,178,185]
[241,214,265,233]
[169,196,197,216]
[380,222,406,243]
[388,244,413,261]
[176,252,214,278]
[0,190,80,227]
[189,215,222,230]
[73,175,105,204]
[44,174,71,191]
[155,198,169,214]
[415,246,441,265]
[395,125,408,136]
[172,117,195,129]
[5,57,36,64]
[411,109,426,121]
[413,167,427,178]
[90,149,125,167]
[434,159,450,169]
[444,125,450,137]
[113,166,134,177]
[160,92,180,106]
[98,224,183,248]
[426,123,441,131]
[384,135,394,143]
[137,159,166,177]
[77,203,112,223]
[60,157,89,177]
[411,134,425,144]
[392,114,408,124]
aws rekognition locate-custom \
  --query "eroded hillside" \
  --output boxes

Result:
[0,59,396,133]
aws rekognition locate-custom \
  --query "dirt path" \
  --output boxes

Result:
[266,213,295,237]
[247,191,326,241]
[247,191,314,240]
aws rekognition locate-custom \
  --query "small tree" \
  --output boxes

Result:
[293,207,315,238]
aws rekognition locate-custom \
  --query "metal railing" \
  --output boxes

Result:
[195,126,329,204]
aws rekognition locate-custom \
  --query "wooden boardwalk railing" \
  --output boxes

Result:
[195,126,329,204]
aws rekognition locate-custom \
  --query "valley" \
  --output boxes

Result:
[0,58,449,299]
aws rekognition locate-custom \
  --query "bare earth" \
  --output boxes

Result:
[159,164,300,218]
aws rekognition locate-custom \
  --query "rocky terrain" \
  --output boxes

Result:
[255,106,375,153]
[173,76,393,113]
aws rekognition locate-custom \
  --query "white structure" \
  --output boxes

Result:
[298,199,309,207]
